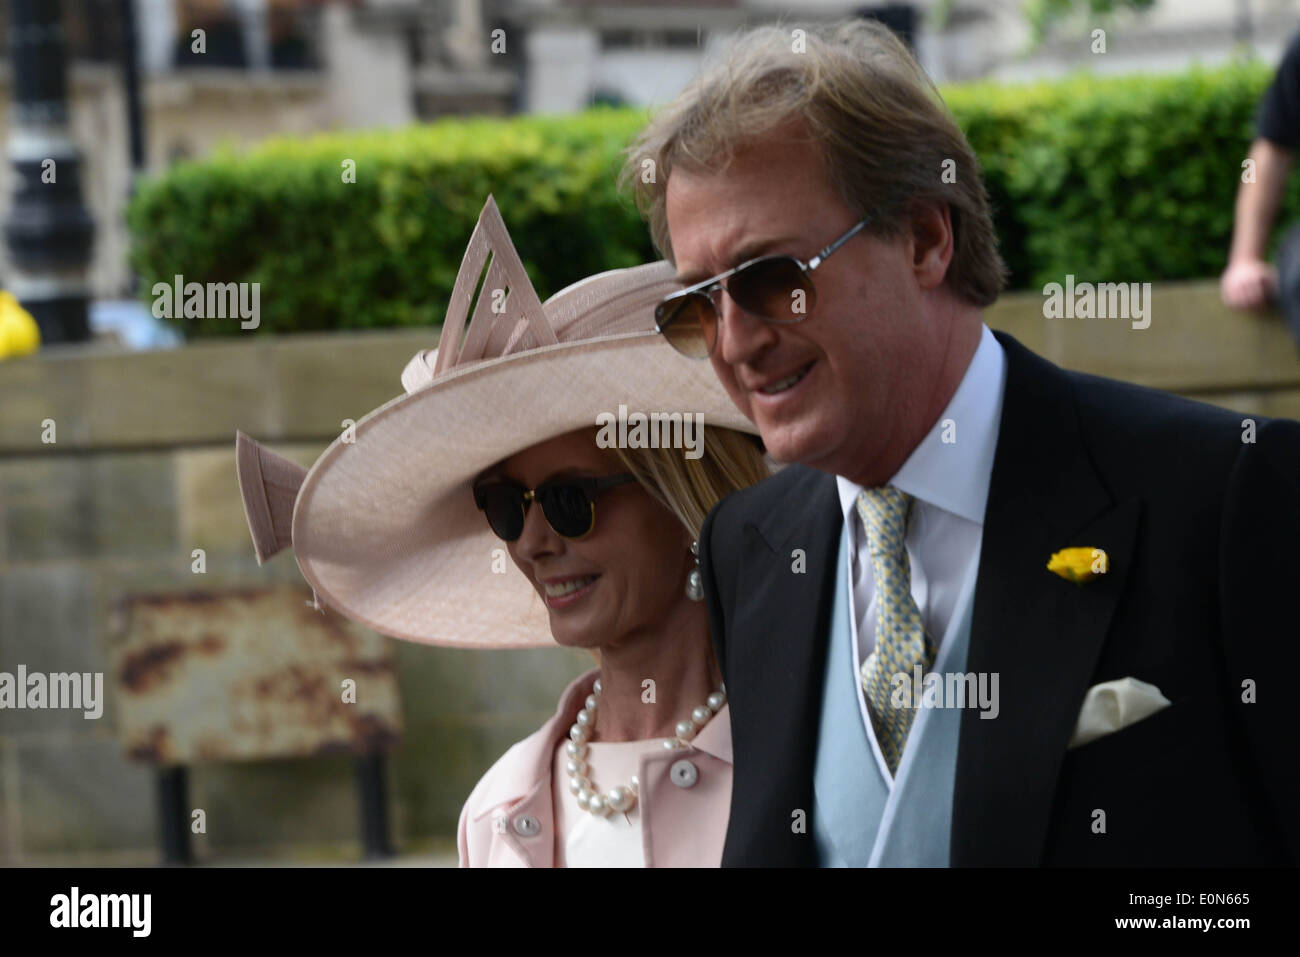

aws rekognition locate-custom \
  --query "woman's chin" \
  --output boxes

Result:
[548,619,607,650]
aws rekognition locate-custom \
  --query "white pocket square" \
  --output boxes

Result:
[1067,677,1171,749]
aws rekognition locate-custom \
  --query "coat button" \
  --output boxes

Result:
[512,815,541,837]
[670,759,699,788]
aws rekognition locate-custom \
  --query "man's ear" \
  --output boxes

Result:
[908,201,955,291]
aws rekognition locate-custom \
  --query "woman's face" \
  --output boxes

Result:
[482,428,695,650]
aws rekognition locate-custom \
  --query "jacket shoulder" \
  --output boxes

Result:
[707,463,830,542]
[1067,366,1246,437]
[998,330,1260,493]
[1062,367,1277,497]
[462,715,557,814]
[457,719,556,866]
[457,669,596,866]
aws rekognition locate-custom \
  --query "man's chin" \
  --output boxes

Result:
[756,422,830,469]
[754,416,842,468]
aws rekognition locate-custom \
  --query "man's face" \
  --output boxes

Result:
[665,133,944,482]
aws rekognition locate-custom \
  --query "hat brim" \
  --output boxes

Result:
[291,332,756,648]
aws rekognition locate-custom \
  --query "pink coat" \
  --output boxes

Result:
[457,668,732,867]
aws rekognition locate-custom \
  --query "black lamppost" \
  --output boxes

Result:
[4,0,96,344]
[120,0,146,177]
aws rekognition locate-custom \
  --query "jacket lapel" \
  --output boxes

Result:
[951,332,1141,866]
[469,669,598,867]
[721,466,842,866]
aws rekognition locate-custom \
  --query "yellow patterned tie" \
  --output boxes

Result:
[856,487,936,776]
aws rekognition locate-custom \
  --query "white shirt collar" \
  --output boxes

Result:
[836,323,1006,526]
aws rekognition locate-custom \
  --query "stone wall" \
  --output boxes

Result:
[0,320,592,866]
[0,278,1297,865]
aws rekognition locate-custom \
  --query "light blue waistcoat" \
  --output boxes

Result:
[812,523,978,866]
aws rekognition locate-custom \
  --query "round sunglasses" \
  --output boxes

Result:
[472,473,638,542]
[654,217,870,358]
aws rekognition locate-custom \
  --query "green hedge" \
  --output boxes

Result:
[127,63,1300,337]
[127,110,657,337]
[943,64,1300,289]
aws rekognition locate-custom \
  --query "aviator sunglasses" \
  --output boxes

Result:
[473,473,638,542]
[654,217,871,358]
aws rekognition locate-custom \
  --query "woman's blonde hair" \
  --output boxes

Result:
[607,426,770,540]
[620,18,1007,307]
[583,425,768,668]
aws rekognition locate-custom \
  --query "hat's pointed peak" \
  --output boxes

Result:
[423,197,556,384]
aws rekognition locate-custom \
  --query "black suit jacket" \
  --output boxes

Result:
[700,331,1299,866]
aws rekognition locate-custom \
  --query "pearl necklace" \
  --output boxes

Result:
[564,677,726,818]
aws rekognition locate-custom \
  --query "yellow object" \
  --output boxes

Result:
[1047,546,1108,584]
[0,290,41,358]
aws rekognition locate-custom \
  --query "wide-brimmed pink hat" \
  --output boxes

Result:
[235,196,756,648]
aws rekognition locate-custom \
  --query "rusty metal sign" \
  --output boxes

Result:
[108,585,402,765]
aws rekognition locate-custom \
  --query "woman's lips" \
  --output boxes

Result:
[542,574,599,608]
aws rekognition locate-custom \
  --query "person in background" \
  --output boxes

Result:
[1222,27,1300,345]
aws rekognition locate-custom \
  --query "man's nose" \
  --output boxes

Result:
[715,290,778,365]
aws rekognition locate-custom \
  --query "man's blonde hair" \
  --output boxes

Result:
[620,19,1007,306]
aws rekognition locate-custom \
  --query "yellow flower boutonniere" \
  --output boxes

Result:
[1047,547,1108,585]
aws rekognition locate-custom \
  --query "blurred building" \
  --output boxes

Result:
[1,0,1298,301]
[0,0,522,300]
[936,0,1296,83]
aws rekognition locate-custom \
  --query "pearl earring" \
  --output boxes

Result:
[686,541,704,601]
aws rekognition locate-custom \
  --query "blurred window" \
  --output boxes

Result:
[267,0,313,69]
[0,0,122,62]
[170,0,322,71]
[173,0,248,68]
[602,28,701,51]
